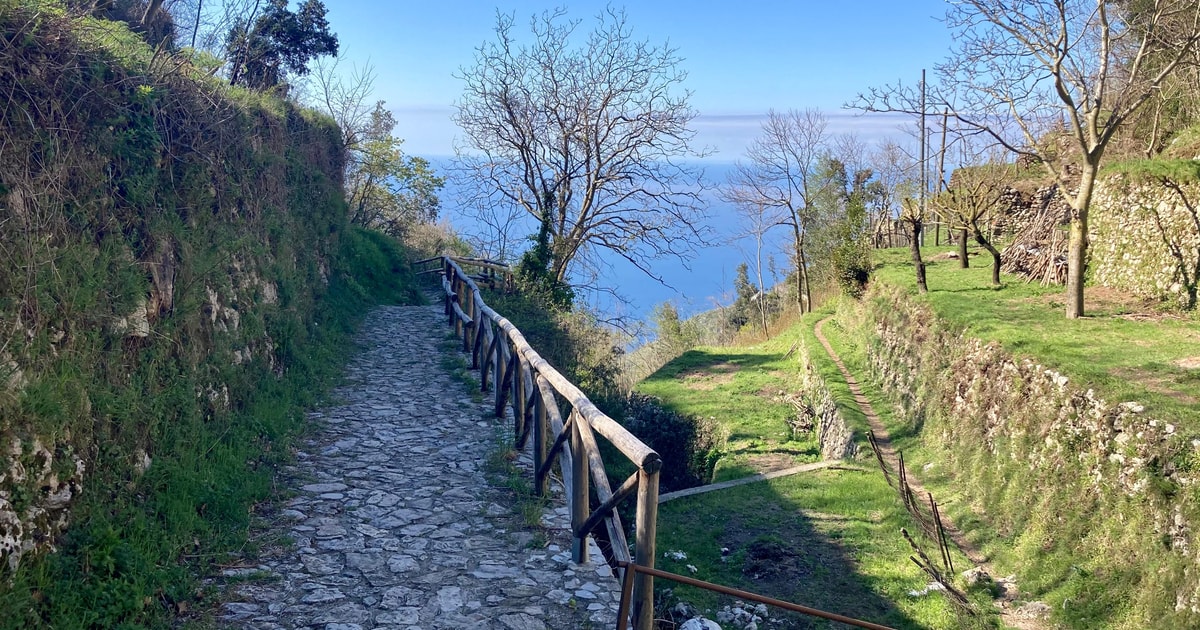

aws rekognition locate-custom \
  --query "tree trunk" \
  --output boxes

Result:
[972,222,1001,286]
[141,0,164,26]
[1065,161,1097,319]
[791,224,805,314]
[798,247,812,313]
[910,220,927,293]
[957,228,969,268]
[1065,219,1087,317]
[755,238,769,335]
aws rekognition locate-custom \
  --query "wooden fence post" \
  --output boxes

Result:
[532,392,547,496]
[633,465,661,630]
[442,260,452,316]
[571,410,590,564]
[470,295,484,370]
[512,354,524,440]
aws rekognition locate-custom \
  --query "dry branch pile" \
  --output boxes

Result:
[1000,192,1070,285]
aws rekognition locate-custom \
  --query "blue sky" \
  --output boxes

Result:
[323,1,954,161]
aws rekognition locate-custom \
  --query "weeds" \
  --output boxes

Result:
[482,432,551,547]
[438,346,483,403]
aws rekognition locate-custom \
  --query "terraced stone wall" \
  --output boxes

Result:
[845,283,1200,628]
[1091,170,1200,309]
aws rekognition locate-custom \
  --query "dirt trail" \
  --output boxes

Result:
[813,316,1050,630]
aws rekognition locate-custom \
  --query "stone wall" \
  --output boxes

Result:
[848,282,1200,628]
[1091,172,1200,309]
[796,338,858,461]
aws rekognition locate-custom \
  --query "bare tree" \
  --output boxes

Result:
[859,0,1200,318]
[732,202,779,334]
[453,8,709,290]
[931,165,1008,285]
[305,56,377,152]
[867,140,918,248]
[724,109,833,313]
[900,197,930,293]
[302,57,443,237]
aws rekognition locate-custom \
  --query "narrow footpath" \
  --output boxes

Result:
[220,303,620,629]
[813,316,1050,630]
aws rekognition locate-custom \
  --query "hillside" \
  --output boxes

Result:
[835,247,1199,629]
[0,5,417,626]
[632,237,1198,628]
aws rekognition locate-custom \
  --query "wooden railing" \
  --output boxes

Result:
[415,255,663,630]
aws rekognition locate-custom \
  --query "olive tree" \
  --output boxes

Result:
[453,8,709,290]
[931,165,1007,285]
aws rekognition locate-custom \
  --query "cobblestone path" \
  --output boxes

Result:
[221,304,621,629]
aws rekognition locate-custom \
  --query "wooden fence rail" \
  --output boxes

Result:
[415,255,662,630]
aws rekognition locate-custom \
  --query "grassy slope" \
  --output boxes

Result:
[845,246,1200,627]
[2,228,421,630]
[872,247,1199,428]
[636,325,820,482]
[642,314,981,629]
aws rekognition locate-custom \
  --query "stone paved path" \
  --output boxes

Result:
[220,304,621,629]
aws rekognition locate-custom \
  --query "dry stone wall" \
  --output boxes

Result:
[796,339,857,461]
[850,283,1200,627]
[1091,173,1200,309]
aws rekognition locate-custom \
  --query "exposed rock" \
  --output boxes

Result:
[133,449,152,475]
[1015,601,1052,619]
[112,298,151,338]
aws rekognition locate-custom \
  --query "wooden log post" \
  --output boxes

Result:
[570,409,590,564]
[533,376,553,497]
[481,326,498,392]
[633,463,662,630]
[511,354,524,440]
[518,372,536,449]
[532,392,546,493]
[442,260,452,316]
[454,276,465,340]
[495,346,515,418]
[463,291,474,354]
[470,294,485,370]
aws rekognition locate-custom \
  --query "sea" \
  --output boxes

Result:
[439,161,788,329]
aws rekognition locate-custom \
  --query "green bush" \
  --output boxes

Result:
[621,393,726,492]
[485,288,624,415]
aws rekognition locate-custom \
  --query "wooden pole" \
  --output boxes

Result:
[633,467,660,630]
[533,375,552,497]
[571,410,590,564]
[511,355,523,438]
[919,69,927,249]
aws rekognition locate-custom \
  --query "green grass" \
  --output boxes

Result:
[844,246,1200,628]
[481,430,551,548]
[872,246,1200,428]
[0,228,420,629]
[637,325,820,482]
[656,468,979,629]
[642,312,995,629]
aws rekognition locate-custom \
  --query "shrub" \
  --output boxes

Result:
[621,393,726,492]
